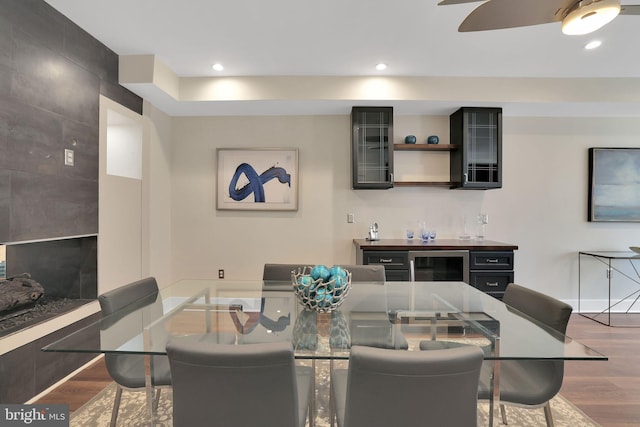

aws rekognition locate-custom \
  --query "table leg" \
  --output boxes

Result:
[310,359,315,427]
[488,337,501,427]
[579,253,640,326]
[608,258,612,326]
[143,328,156,426]
[144,354,156,426]
[329,358,335,427]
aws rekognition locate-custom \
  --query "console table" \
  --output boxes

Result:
[578,251,640,327]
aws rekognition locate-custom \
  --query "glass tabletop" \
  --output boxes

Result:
[580,250,640,259]
[42,280,606,361]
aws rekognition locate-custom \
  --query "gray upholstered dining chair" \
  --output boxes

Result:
[336,264,386,282]
[340,265,409,350]
[263,263,313,281]
[478,283,573,427]
[166,338,313,427]
[262,263,385,282]
[331,345,484,427]
[265,262,401,349]
[98,277,172,427]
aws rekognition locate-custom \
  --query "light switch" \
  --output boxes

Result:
[64,149,74,166]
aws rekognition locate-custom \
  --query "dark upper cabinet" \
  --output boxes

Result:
[351,107,394,189]
[450,107,502,189]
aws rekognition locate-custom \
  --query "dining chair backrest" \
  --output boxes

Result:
[502,283,573,334]
[166,338,311,427]
[262,263,385,283]
[99,277,159,316]
[337,264,385,282]
[335,345,483,427]
[263,263,312,281]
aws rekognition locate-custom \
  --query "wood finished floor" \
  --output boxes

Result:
[561,313,640,427]
[33,313,640,426]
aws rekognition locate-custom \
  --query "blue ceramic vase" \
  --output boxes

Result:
[404,135,417,144]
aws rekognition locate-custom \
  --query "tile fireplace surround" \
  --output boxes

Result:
[0,235,100,404]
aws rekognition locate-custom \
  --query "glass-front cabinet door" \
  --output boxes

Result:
[450,107,502,189]
[351,107,394,189]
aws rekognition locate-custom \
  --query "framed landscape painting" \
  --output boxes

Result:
[217,148,298,211]
[589,148,640,222]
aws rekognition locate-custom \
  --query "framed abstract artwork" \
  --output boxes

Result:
[216,148,298,211]
[588,147,640,222]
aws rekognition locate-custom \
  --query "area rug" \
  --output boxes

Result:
[71,362,600,427]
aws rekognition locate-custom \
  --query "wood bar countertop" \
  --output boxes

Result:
[353,239,518,251]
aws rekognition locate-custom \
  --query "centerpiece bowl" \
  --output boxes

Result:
[291,265,352,313]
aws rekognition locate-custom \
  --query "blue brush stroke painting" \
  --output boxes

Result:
[592,149,640,221]
[228,163,291,203]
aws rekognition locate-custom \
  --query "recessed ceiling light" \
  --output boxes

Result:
[212,63,224,71]
[375,63,387,71]
[585,40,602,50]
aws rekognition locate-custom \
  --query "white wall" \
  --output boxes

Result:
[142,102,173,288]
[168,113,640,307]
[98,96,143,294]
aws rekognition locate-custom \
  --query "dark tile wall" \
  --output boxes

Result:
[0,0,143,243]
[0,0,143,403]
[0,312,101,404]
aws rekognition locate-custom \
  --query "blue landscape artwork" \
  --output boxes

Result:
[589,148,640,222]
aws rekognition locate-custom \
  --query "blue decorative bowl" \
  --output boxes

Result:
[404,135,417,144]
[427,135,439,144]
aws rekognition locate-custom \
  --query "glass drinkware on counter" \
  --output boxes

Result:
[459,215,471,240]
[419,221,433,242]
[406,221,415,240]
[476,213,488,241]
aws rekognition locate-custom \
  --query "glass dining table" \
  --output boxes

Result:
[43,279,607,427]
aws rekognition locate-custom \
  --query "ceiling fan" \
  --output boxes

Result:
[440,0,640,35]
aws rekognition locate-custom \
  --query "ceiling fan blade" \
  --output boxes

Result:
[458,0,575,31]
[620,4,640,14]
[438,0,483,5]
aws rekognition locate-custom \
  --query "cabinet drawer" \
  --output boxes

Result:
[469,251,513,270]
[363,251,409,270]
[469,271,513,293]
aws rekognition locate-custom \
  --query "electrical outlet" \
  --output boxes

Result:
[218,269,224,279]
[347,213,355,223]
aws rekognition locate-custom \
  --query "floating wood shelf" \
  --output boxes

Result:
[393,144,456,151]
[393,181,456,187]
[393,144,457,187]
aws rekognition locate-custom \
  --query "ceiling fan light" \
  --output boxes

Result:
[562,0,621,35]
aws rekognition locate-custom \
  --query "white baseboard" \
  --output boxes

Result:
[565,298,640,313]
